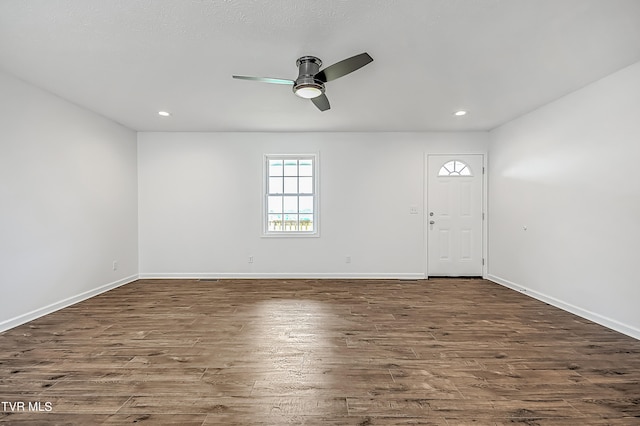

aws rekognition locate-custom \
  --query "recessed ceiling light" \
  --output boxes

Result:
[453,110,468,116]
[158,111,171,117]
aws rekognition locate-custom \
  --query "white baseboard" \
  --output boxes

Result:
[138,272,426,280]
[0,274,138,333]
[487,274,640,341]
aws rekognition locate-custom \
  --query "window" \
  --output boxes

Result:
[438,160,472,176]
[264,154,318,236]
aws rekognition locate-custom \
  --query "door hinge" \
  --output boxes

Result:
[482,166,485,174]
[482,212,485,220]
[482,258,485,266]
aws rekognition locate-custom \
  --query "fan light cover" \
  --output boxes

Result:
[294,85,323,99]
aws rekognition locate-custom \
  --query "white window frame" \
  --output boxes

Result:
[262,153,319,238]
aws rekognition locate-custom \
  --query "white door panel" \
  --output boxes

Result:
[427,155,483,276]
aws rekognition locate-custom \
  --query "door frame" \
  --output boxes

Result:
[424,153,488,279]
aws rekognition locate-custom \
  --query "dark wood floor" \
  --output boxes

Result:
[1,278,639,425]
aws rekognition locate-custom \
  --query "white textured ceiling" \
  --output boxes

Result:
[1,0,640,132]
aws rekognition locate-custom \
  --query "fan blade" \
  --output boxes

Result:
[232,75,294,85]
[315,52,373,83]
[311,94,330,111]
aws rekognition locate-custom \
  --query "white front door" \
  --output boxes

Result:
[427,154,483,276]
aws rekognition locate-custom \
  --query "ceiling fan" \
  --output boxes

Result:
[232,52,373,111]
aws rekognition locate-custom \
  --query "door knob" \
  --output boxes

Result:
[429,220,435,225]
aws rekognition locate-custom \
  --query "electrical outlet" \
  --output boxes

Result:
[248,256,254,264]
[409,206,419,214]
[112,261,118,271]
[345,256,351,264]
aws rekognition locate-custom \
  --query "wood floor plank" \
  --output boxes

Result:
[2,278,640,424]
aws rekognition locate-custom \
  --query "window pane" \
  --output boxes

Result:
[265,155,317,234]
[267,196,282,213]
[284,160,298,176]
[269,177,283,194]
[446,161,455,171]
[299,196,313,214]
[269,160,283,176]
[299,177,313,194]
[283,177,298,193]
[284,214,298,231]
[268,214,283,231]
[283,196,298,213]
[299,214,313,231]
[299,161,313,176]
[439,160,473,177]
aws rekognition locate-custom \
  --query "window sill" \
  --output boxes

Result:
[261,231,319,238]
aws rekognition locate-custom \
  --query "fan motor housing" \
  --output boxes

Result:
[293,56,325,97]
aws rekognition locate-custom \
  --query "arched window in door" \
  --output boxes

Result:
[438,160,472,176]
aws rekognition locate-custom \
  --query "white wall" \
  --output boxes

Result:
[488,60,640,339]
[0,71,138,331]
[138,132,488,278]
